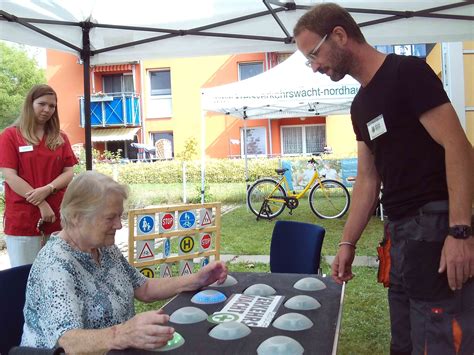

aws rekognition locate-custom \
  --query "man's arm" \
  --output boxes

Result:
[331,141,381,284]
[419,102,474,290]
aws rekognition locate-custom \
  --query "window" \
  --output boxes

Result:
[238,62,263,80]
[148,70,172,117]
[240,127,267,156]
[281,125,326,155]
[150,70,171,96]
[103,74,134,94]
[375,44,429,59]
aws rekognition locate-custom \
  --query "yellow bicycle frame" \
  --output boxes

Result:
[266,166,324,203]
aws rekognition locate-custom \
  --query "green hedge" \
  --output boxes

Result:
[89,156,345,185]
[92,158,283,184]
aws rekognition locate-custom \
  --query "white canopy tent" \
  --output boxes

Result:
[202,50,360,119]
[201,50,360,191]
[1,0,473,200]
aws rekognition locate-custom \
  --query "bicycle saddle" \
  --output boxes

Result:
[275,168,288,175]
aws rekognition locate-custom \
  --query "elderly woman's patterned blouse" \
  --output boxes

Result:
[21,235,147,348]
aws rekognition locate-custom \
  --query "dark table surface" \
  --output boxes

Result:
[110,272,344,355]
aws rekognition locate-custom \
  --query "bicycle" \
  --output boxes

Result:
[247,156,350,220]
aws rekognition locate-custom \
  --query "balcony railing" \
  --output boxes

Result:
[80,92,141,127]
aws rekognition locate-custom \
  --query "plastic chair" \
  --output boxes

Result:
[155,139,172,159]
[270,221,325,274]
[0,264,32,354]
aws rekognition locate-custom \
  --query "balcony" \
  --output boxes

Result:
[80,93,141,127]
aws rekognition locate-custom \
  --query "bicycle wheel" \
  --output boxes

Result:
[247,179,286,219]
[309,179,350,219]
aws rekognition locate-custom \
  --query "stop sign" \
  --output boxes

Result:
[161,213,174,230]
[201,234,211,249]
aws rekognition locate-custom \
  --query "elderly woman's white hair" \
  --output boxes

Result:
[60,171,128,229]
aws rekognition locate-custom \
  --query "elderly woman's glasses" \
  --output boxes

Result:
[305,34,328,67]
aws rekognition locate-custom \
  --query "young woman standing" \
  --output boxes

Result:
[0,84,78,267]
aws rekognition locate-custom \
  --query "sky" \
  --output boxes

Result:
[2,40,46,68]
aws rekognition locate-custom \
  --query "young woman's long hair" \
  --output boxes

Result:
[13,84,64,150]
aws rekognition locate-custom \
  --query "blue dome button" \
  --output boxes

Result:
[191,289,227,304]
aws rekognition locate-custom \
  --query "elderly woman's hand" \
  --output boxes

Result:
[115,310,174,350]
[195,261,228,288]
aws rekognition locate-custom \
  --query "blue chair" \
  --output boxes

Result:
[270,221,325,274]
[0,264,32,354]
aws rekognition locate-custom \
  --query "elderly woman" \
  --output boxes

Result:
[21,171,228,353]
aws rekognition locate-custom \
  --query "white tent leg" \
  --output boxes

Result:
[268,118,273,157]
[442,42,466,130]
[244,118,249,209]
[201,109,206,203]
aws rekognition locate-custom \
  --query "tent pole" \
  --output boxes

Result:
[200,108,206,203]
[268,118,273,157]
[81,21,93,170]
[243,116,249,185]
[243,114,249,210]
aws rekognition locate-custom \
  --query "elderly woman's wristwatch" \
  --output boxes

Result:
[448,225,472,239]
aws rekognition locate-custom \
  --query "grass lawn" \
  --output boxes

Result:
[221,202,384,256]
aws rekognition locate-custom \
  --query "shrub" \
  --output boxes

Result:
[78,156,352,185]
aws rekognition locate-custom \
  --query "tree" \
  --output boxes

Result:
[0,42,46,130]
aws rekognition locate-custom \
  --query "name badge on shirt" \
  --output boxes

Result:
[19,145,34,153]
[367,114,387,141]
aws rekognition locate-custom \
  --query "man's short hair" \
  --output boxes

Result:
[294,3,365,44]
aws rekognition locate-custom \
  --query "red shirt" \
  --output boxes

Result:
[0,127,78,236]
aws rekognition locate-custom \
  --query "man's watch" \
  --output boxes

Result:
[448,225,472,239]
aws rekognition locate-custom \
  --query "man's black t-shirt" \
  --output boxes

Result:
[351,54,450,220]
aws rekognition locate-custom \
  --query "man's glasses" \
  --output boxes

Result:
[305,34,328,67]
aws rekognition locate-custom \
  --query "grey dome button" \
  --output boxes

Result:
[257,335,304,355]
[209,321,251,340]
[243,283,276,296]
[285,295,321,310]
[293,277,326,291]
[209,274,238,287]
[169,306,208,324]
[273,313,313,331]
[155,331,185,352]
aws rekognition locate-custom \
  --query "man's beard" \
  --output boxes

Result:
[322,44,352,82]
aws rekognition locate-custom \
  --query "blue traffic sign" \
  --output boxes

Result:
[179,211,196,229]
[164,238,171,257]
[138,215,155,234]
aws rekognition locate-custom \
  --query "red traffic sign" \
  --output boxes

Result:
[161,213,174,230]
[201,234,212,249]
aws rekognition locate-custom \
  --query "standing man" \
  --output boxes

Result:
[294,3,473,355]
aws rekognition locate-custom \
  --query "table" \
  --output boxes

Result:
[111,272,344,355]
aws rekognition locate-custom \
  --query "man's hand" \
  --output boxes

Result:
[115,310,174,350]
[439,236,474,290]
[331,245,356,284]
